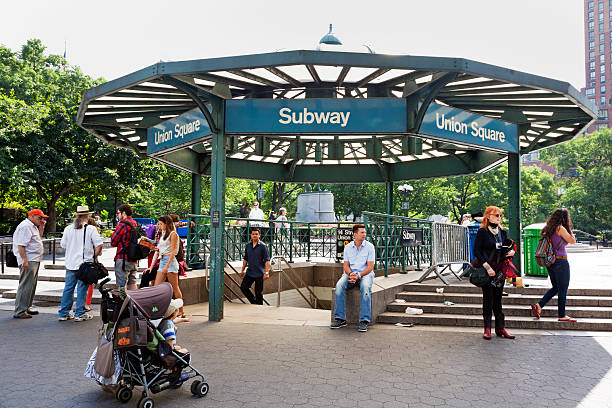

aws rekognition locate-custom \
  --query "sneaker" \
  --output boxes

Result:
[58,312,74,321]
[330,319,347,329]
[74,312,94,322]
[358,321,368,332]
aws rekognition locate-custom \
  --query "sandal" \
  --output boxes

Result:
[558,316,577,322]
[530,304,541,319]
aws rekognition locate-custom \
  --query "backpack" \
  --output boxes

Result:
[534,234,562,267]
[121,220,151,260]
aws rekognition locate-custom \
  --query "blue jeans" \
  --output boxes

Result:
[334,272,374,323]
[538,259,570,318]
[59,269,89,317]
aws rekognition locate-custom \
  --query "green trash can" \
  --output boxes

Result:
[523,223,548,276]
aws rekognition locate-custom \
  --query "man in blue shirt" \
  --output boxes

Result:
[240,228,270,305]
[331,224,376,332]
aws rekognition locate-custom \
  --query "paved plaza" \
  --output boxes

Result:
[1,306,612,408]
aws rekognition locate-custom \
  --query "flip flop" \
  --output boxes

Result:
[530,304,541,319]
[558,317,577,322]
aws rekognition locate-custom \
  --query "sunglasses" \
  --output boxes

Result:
[492,213,502,218]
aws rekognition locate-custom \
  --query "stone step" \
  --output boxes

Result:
[0,273,66,282]
[402,283,612,297]
[377,311,612,331]
[387,301,612,319]
[395,291,612,307]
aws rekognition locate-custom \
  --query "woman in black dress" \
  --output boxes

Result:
[473,206,515,340]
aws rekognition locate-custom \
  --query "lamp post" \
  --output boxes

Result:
[397,184,414,218]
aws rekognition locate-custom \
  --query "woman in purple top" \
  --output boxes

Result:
[531,209,577,322]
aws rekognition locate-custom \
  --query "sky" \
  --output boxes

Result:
[1,0,586,90]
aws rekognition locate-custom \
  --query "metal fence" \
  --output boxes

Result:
[186,215,357,266]
[186,213,433,272]
[417,222,470,284]
[362,212,432,277]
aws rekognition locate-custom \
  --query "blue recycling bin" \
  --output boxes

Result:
[468,224,480,262]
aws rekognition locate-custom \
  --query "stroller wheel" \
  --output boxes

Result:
[137,396,154,408]
[190,380,209,397]
[115,386,132,403]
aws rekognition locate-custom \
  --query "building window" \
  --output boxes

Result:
[601,54,606,63]
[600,12,605,20]
[599,1,604,11]
[591,80,597,86]
[591,71,596,79]
[587,87,595,96]
[590,21,595,30]
[600,43,605,53]
[601,75,606,83]
[601,96,607,105]
[600,22,604,32]
[591,51,596,59]
[591,61,596,70]
[590,41,595,49]
[601,85,606,93]
[610,20,612,29]
[590,31,595,40]
[600,33,605,42]
[601,64,606,73]
[601,108,609,118]
[589,1,594,10]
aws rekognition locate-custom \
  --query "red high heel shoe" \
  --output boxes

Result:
[495,328,515,339]
[483,327,492,340]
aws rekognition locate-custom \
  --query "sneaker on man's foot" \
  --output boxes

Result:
[358,321,368,332]
[58,312,74,321]
[330,319,347,329]
[74,312,94,322]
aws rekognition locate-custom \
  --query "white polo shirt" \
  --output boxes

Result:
[12,218,44,265]
[60,224,104,270]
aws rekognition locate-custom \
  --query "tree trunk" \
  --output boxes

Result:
[45,199,58,233]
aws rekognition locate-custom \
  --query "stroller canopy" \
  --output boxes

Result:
[127,282,173,319]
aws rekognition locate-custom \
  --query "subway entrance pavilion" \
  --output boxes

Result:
[77,50,596,321]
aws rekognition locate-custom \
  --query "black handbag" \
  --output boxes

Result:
[6,249,18,267]
[469,266,491,287]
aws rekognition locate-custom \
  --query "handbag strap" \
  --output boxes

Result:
[82,224,88,262]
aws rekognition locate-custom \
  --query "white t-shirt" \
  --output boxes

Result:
[12,218,44,265]
[60,224,104,270]
[158,231,179,256]
[249,208,266,226]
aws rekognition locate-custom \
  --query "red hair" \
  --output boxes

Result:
[480,206,503,229]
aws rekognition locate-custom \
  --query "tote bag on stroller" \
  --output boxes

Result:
[114,299,148,350]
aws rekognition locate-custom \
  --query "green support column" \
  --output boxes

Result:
[209,99,226,321]
[385,181,393,215]
[191,173,202,215]
[507,153,522,275]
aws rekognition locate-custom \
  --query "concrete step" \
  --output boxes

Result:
[0,273,66,282]
[2,289,104,304]
[377,311,612,331]
[387,301,612,319]
[395,291,612,307]
[402,283,612,297]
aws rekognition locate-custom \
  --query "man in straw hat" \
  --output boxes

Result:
[12,209,48,318]
[58,206,103,321]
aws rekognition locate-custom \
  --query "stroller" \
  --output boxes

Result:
[96,278,208,408]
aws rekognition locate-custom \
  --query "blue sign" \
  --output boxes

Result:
[225,98,407,134]
[420,103,518,153]
[147,108,211,155]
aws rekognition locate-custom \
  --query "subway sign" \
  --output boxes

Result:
[225,98,407,134]
[145,98,518,156]
[147,108,211,155]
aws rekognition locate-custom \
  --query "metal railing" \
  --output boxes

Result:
[186,215,357,267]
[417,222,470,285]
[0,238,61,274]
[362,211,433,277]
[271,256,320,309]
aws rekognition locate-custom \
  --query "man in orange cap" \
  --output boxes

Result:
[12,209,47,318]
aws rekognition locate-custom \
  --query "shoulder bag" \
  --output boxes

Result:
[76,225,109,285]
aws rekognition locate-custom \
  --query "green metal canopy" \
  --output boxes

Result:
[77,50,597,184]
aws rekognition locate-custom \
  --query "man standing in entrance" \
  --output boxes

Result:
[239,228,270,305]
[12,209,47,319]
[331,224,376,332]
[110,204,138,290]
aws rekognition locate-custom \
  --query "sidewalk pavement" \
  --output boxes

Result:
[1,306,612,408]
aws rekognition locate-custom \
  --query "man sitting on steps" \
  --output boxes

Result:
[331,224,376,332]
